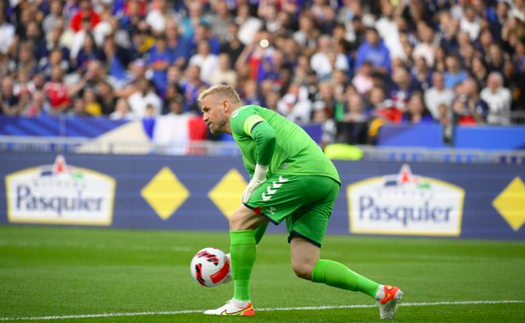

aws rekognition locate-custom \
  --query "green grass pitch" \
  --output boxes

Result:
[1,226,525,322]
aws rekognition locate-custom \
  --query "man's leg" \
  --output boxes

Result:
[204,205,267,316]
[290,236,403,320]
[290,236,379,297]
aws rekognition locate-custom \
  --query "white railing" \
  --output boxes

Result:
[0,136,524,164]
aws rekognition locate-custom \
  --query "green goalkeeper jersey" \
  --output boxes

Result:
[230,105,341,184]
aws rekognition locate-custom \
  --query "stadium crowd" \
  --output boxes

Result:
[0,0,524,144]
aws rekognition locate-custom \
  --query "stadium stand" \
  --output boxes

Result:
[0,0,523,149]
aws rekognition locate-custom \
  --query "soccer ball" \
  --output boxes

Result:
[190,247,231,287]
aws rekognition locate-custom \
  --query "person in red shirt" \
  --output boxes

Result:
[44,66,71,114]
[70,0,100,32]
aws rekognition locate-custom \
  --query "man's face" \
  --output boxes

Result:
[201,94,229,135]
[366,30,379,46]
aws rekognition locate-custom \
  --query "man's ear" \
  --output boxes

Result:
[222,99,229,112]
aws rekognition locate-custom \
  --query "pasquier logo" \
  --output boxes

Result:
[5,155,116,226]
[347,165,465,236]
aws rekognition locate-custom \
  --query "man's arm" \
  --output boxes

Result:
[251,121,276,167]
[241,117,276,203]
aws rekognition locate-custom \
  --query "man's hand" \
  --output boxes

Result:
[242,164,269,204]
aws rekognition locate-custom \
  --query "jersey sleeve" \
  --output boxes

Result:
[230,106,263,137]
[231,106,276,166]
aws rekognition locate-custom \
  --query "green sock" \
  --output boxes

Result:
[230,230,256,301]
[254,222,268,245]
[312,259,380,298]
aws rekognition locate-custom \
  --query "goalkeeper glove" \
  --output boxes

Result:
[242,164,269,204]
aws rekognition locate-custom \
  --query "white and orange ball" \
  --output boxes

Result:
[190,247,231,287]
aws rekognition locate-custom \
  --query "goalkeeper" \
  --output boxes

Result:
[199,85,402,320]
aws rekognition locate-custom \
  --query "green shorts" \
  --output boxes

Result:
[244,174,340,247]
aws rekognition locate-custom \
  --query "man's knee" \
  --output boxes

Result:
[292,261,315,280]
[290,236,320,281]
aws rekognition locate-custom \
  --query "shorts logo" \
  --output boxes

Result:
[266,207,276,214]
[261,176,288,201]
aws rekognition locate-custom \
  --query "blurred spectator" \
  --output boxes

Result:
[14,69,35,98]
[412,57,433,91]
[444,55,468,89]
[15,42,37,75]
[413,23,438,68]
[293,13,319,50]
[0,75,22,115]
[181,65,207,113]
[167,95,186,116]
[165,20,190,68]
[340,92,369,123]
[83,87,102,116]
[43,0,64,34]
[471,56,489,88]
[277,82,311,124]
[257,49,287,84]
[210,53,237,87]
[451,78,488,125]
[209,0,234,43]
[236,3,262,46]
[25,21,47,63]
[388,66,420,112]
[70,0,100,33]
[97,81,117,116]
[70,97,89,117]
[310,35,349,80]
[460,5,481,41]
[71,18,96,61]
[510,0,525,21]
[147,35,172,95]
[39,49,70,79]
[44,67,70,115]
[424,71,455,119]
[486,43,505,73]
[128,78,162,117]
[241,79,262,106]
[366,86,388,111]
[76,32,104,72]
[355,28,391,75]
[352,62,373,95]
[180,2,208,40]
[189,23,220,56]
[24,91,50,117]
[312,81,336,123]
[189,40,219,84]
[265,90,280,113]
[480,72,512,124]
[375,0,404,61]
[110,98,135,120]
[220,23,245,68]
[142,104,157,138]
[332,90,369,145]
[146,0,177,35]
[437,103,450,126]
[402,91,435,124]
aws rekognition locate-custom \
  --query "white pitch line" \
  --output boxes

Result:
[0,300,524,321]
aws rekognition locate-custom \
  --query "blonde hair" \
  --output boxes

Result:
[198,85,241,104]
